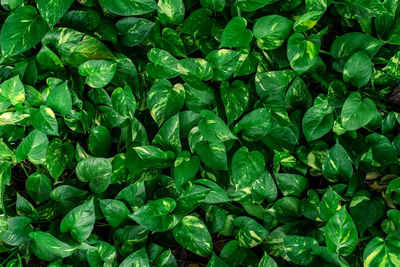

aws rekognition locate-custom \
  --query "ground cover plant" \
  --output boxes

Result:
[0,0,400,266]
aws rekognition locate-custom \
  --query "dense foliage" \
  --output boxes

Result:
[0,0,400,266]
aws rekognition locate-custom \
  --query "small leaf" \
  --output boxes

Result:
[78,60,117,88]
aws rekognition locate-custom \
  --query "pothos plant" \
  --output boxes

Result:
[0,0,399,266]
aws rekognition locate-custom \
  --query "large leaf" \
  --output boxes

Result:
[36,0,74,28]
[30,231,76,261]
[363,236,400,267]
[172,216,213,257]
[130,198,178,232]
[287,33,321,74]
[0,5,48,58]
[253,15,293,50]
[340,92,376,131]
[75,157,112,194]
[325,207,358,256]
[220,17,253,48]
[60,198,96,242]
[99,0,157,16]
[147,79,185,125]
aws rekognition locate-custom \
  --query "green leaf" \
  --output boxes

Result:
[29,231,76,261]
[46,139,73,181]
[231,147,265,192]
[220,17,253,48]
[152,114,182,153]
[253,15,293,50]
[330,32,384,63]
[31,105,58,136]
[366,133,398,166]
[75,157,112,194]
[88,125,111,157]
[325,207,358,256]
[16,129,48,164]
[116,17,155,47]
[0,216,32,246]
[0,5,48,58]
[350,193,385,236]
[60,198,95,242]
[220,80,249,125]
[322,143,353,182]
[283,235,319,265]
[126,146,175,176]
[319,187,343,221]
[36,0,74,28]
[287,33,321,74]
[147,48,180,79]
[172,215,213,257]
[99,0,157,16]
[130,198,178,232]
[205,49,240,81]
[173,151,201,187]
[0,75,25,106]
[200,0,225,12]
[78,60,117,88]
[293,11,323,32]
[258,252,278,267]
[275,173,308,197]
[46,81,72,116]
[340,92,376,131]
[157,0,185,25]
[120,247,150,267]
[25,173,52,204]
[198,110,237,143]
[236,0,278,11]
[154,249,177,267]
[99,199,130,228]
[233,108,272,141]
[147,79,185,126]
[234,216,268,248]
[302,106,333,142]
[382,209,400,236]
[343,50,372,87]
[116,182,146,210]
[254,70,296,104]
[363,236,400,267]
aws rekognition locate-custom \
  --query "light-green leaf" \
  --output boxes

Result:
[363,236,400,267]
